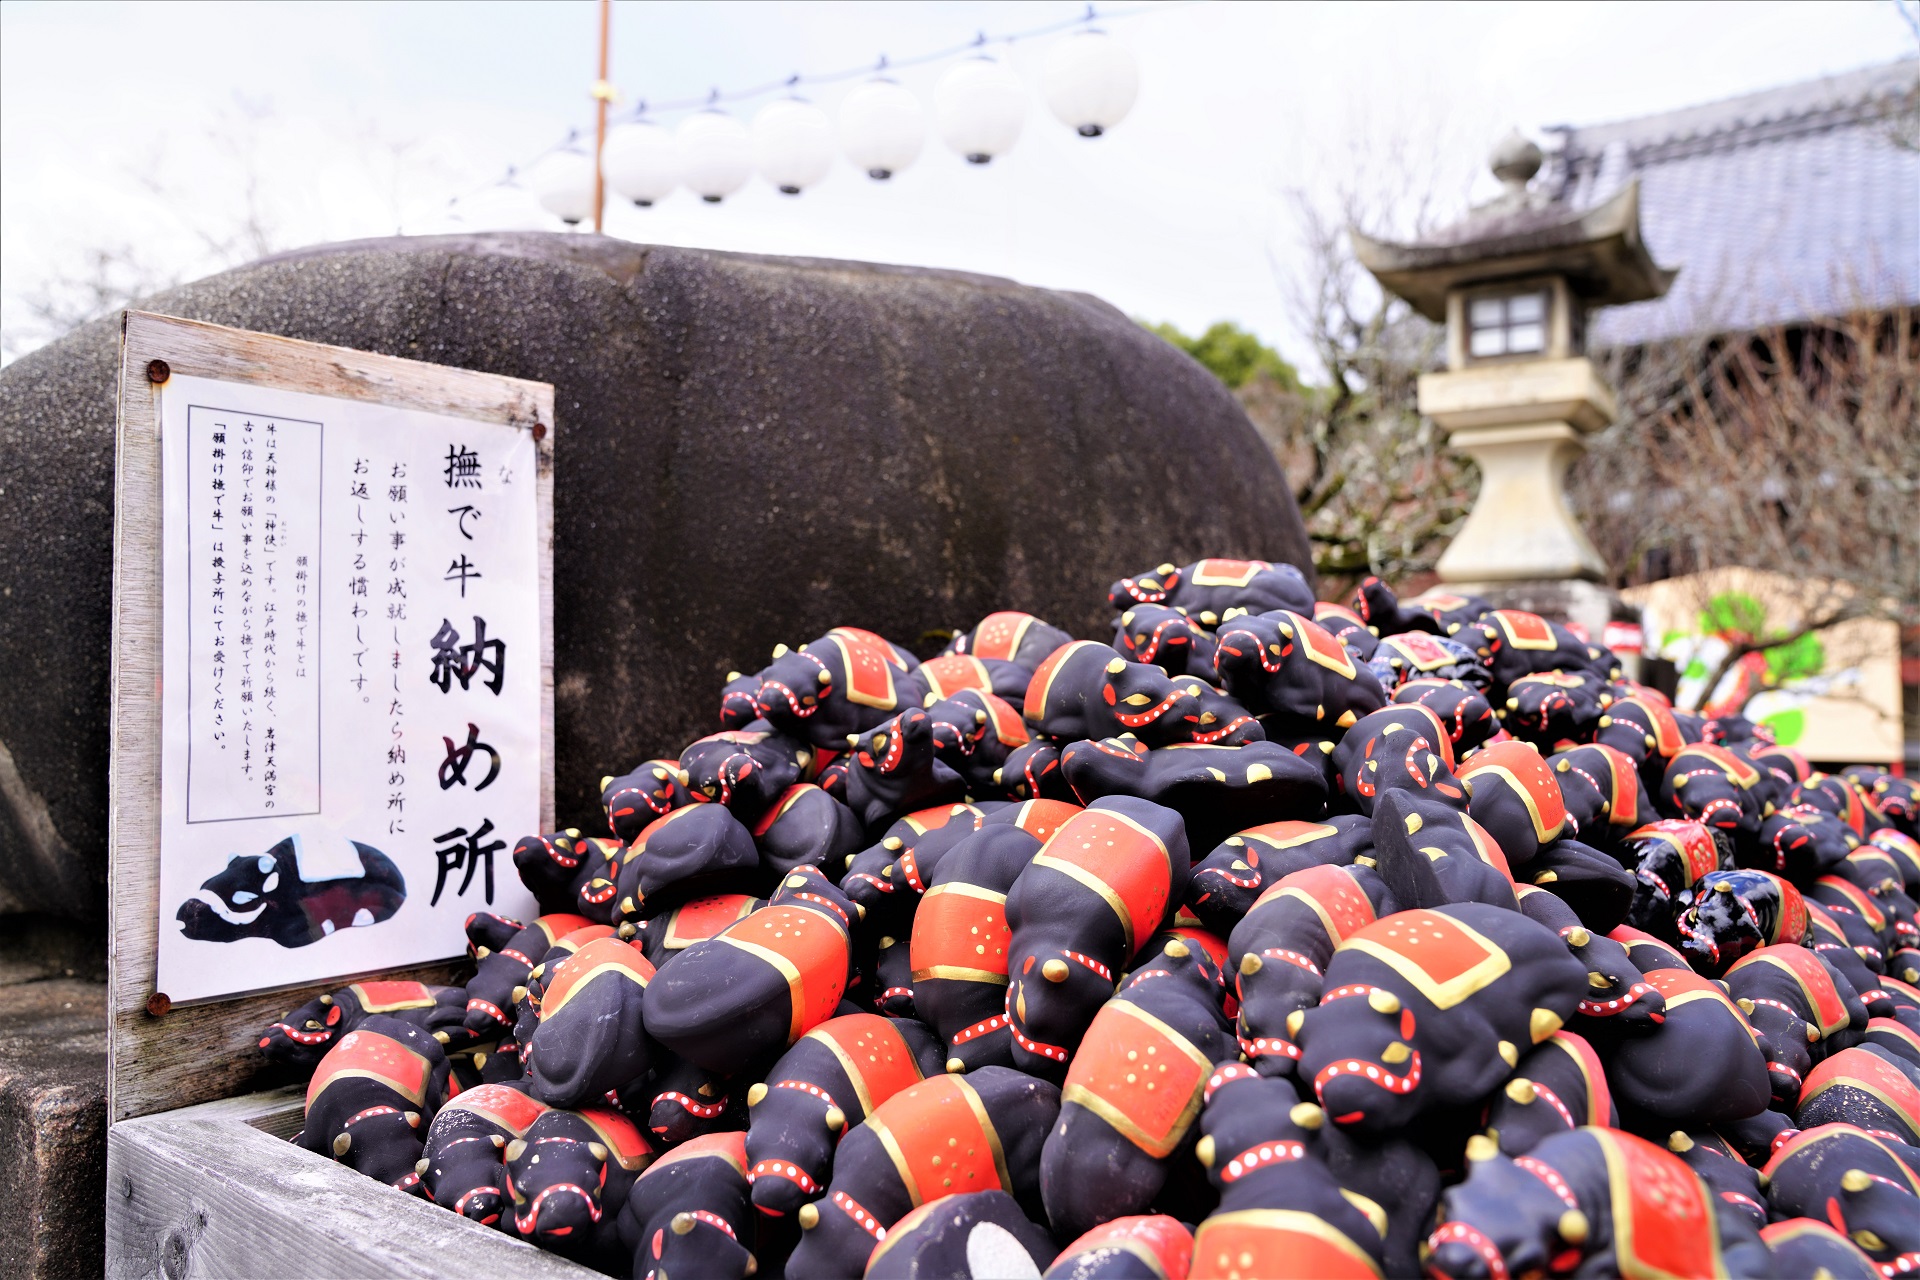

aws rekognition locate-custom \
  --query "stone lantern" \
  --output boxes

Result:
[1353,132,1675,629]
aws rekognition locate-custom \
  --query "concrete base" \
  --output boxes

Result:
[0,917,106,1280]
[1434,422,1607,583]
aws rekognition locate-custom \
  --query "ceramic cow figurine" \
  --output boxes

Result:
[1762,1123,1920,1271]
[823,707,967,830]
[1107,558,1315,620]
[1057,738,1329,855]
[601,766,700,844]
[465,914,594,1036]
[610,804,763,931]
[1457,609,1617,690]
[1598,963,1773,1126]
[719,671,765,732]
[752,629,925,749]
[1593,694,1689,794]
[1457,740,1568,869]
[1619,819,1721,937]
[616,1132,757,1280]
[298,1015,451,1194]
[863,1190,1058,1279]
[1039,937,1238,1239]
[995,740,1075,803]
[841,803,995,929]
[1044,1216,1194,1280]
[1661,744,1770,854]
[1502,671,1611,750]
[1482,1031,1617,1156]
[1725,943,1868,1105]
[1296,903,1589,1138]
[1212,611,1387,735]
[784,1067,1061,1280]
[513,829,621,917]
[1003,798,1191,1077]
[1364,632,1492,696]
[525,935,657,1108]
[918,653,1033,710]
[678,727,811,824]
[926,689,1031,795]
[1228,863,1410,1078]
[1314,601,1380,662]
[644,870,856,1073]
[1510,886,1665,1035]
[1329,704,1467,817]
[260,980,469,1069]
[1544,743,1647,854]
[1796,1046,1920,1144]
[1673,868,1810,976]
[638,1056,738,1147]
[419,1082,548,1227]
[633,893,760,967]
[911,826,1047,1072]
[1427,1126,1770,1279]
[750,782,865,877]
[945,611,1075,673]
[1760,1220,1884,1280]
[1186,815,1374,935]
[1393,679,1498,754]
[1113,604,1219,678]
[744,1012,945,1218]
[506,1105,653,1269]
[1191,1066,1389,1279]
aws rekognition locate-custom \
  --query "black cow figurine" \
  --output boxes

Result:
[297,1015,451,1194]
[1003,798,1191,1078]
[744,1012,946,1218]
[617,1131,757,1280]
[1427,1126,1769,1278]
[419,1082,548,1228]
[1039,935,1237,1239]
[784,1067,1061,1280]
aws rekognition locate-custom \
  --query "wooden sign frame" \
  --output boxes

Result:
[106,311,556,1124]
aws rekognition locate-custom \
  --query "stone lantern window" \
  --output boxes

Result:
[1467,288,1548,357]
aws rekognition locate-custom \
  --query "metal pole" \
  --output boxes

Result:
[591,0,611,233]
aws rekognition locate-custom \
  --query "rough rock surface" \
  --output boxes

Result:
[0,233,1312,922]
[0,976,107,1280]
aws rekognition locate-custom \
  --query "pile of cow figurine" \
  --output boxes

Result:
[263,559,1920,1279]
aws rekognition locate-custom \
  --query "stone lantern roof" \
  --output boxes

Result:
[1351,131,1677,322]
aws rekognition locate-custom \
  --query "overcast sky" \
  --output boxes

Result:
[3,0,1913,367]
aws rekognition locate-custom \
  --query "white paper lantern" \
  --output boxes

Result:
[839,78,925,180]
[604,119,681,207]
[752,98,835,195]
[677,110,754,203]
[529,150,596,225]
[934,56,1026,164]
[1043,28,1139,137]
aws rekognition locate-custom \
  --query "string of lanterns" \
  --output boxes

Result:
[478,4,1156,225]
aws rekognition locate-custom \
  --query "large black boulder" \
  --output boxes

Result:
[0,233,1311,923]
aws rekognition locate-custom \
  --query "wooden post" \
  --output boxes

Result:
[592,0,611,233]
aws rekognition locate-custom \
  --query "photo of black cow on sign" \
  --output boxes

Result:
[175,833,407,948]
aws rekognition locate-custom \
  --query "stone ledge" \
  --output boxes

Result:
[0,977,107,1280]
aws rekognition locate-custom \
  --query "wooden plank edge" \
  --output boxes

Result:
[107,1092,596,1279]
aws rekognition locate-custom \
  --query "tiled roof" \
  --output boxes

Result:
[1537,58,1920,347]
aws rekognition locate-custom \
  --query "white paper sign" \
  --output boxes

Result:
[157,373,541,1002]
